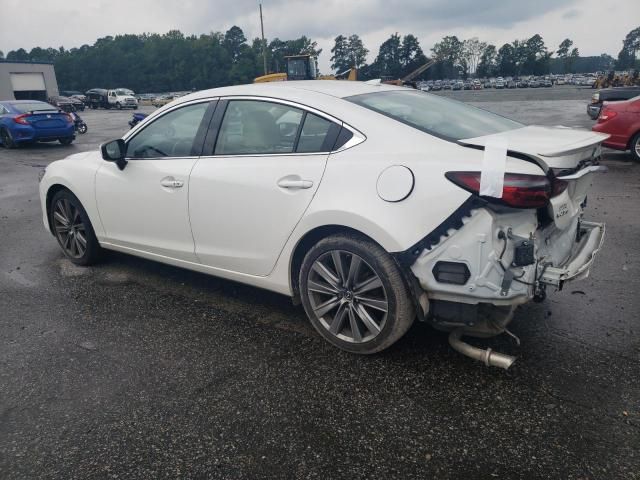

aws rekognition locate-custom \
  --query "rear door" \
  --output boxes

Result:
[189,98,341,276]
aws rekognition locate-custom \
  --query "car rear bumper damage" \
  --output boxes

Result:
[396,201,605,369]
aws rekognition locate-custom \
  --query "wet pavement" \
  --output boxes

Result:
[1,88,639,479]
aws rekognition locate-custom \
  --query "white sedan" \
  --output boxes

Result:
[39,81,607,368]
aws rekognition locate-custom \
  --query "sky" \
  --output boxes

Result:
[0,0,638,73]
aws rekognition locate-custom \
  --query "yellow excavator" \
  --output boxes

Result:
[254,54,357,83]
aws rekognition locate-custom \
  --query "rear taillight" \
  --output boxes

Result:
[13,114,30,125]
[598,108,617,122]
[64,113,74,124]
[445,171,565,209]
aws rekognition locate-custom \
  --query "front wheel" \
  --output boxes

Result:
[77,123,88,134]
[59,137,73,145]
[630,133,640,162]
[299,233,415,354]
[49,190,102,265]
[116,102,122,110]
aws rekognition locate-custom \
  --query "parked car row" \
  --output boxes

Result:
[419,73,599,92]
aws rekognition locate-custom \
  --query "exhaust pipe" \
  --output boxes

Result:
[448,328,516,370]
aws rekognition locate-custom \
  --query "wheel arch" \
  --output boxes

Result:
[45,184,73,234]
[288,224,385,304]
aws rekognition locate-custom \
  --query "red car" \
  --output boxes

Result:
[592,95,640,161]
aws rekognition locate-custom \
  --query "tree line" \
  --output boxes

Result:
[0,25,637,92]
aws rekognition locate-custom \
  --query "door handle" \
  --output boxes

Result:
[277,179,313,189]
[160,177,184,188]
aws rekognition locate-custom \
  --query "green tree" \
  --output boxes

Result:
[557,38,576,73]
[330,35,350,72]
[462,38,486,76]
[431,35,464,78]
[347,35,369,70]
[374,33,402,78]
[616,26,640,69]
[496,43,516,76]
[476,44,497,77]
[0,50,4,59]
[224,26,247,62]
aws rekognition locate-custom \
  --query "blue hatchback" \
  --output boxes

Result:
[0,100,75,148]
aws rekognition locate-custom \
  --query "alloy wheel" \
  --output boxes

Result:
[53,198,87,259]
[306,250,388,343]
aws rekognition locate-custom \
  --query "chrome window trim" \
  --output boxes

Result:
[122,97,216,161]
[121,94,365,160]
[201,95,366,158]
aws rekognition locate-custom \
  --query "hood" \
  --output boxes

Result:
[459,125,610,170]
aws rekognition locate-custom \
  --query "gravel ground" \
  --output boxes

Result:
[1,86,639,479]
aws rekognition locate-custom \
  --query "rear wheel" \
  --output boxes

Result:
[49,190,102,265]
[299,233,415,354]
[630,133,640,162]
[1,128,16,149]
[59,137,73,145]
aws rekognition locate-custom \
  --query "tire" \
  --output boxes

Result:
[1,128,17,149]
[49,189,102,266]
[77,123,87,134]
[116,102,122,110]
[299,233,415,354]
[630,133,640,162]
[59,137,73,145]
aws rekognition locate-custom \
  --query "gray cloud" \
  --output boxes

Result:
[0,0,637,73]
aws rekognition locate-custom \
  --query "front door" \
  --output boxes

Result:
[189,99,340,276]
[95,100,211,262]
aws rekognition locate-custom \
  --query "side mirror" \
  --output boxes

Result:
[101,139,127,170]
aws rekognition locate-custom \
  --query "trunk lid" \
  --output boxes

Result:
[459,125,609,171]
[25,111,70,129]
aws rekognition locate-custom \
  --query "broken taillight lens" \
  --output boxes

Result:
[445,171,565,209]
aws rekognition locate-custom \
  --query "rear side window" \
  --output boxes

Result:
[215,100,304,155]
[213,100,343,155]
[297,113,333,153]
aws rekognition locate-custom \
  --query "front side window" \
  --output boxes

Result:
[127,102,208,158]
[215,100,304,155]
[347,90,523,141]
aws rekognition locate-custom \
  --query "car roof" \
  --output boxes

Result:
[182,80,406,103]
[3,100,50,104]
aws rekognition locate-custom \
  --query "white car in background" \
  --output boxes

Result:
[39,81,607,368]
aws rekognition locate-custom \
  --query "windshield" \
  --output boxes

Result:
[12,102,58,113]
[115,89,132,96]
[346,90,523,141]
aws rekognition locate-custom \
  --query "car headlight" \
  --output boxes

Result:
[38,167,47,183]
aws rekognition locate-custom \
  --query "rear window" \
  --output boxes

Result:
[346,90,523,141]
[11,102,58,113]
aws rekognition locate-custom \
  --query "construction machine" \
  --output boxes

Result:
[382,59,437,88]
[254,54,357,83]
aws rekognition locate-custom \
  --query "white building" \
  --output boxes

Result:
[0,60,59,101]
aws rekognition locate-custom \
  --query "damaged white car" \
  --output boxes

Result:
[39,81,606,368]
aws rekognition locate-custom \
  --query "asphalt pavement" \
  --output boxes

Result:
[1,86,639,479]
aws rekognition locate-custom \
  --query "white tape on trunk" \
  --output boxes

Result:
[479,137,508,198]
